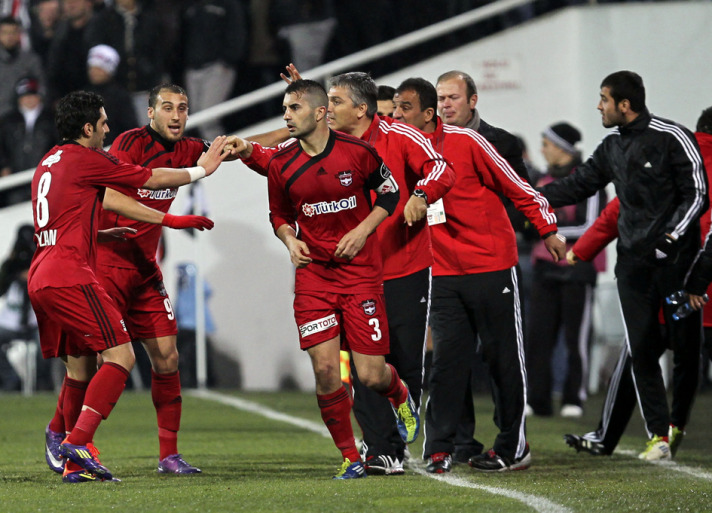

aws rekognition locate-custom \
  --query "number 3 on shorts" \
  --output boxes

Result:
[369,318,381,341]
[164,298,175,320]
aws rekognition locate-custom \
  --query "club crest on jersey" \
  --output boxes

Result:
[338,170,353,186]
[361,299,376,316]
[136,188,178,200]
[302,195,357,217]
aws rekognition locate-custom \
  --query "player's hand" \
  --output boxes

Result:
[403,194,428,226]
[566,249,579,266]
[162,213,214,231]
[223,136,253,159]
[280,63,303,84]
[222,135,246,160]
[198,135,229,175]
[544,232,567,263]
[285,237,312,268]
[689,293,708,311]
[97,227,137,242]
[335,226,368,260]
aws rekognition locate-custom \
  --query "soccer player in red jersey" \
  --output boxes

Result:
[44,84,241,475]
[265,79,419,479]
[31,91,228,482]
[232,66,455,475]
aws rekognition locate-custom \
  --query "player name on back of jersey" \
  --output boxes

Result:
[36,229,57,247]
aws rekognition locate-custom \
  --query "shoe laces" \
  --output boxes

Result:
[430,452,449,463]
[86,443,102,464]
[335,458,353,477]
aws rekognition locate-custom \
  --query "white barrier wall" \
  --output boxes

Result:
[2,3,711,390]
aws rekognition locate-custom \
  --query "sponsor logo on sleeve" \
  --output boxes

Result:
[299,314,338,337]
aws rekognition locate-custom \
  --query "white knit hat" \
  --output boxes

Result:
[87,45,120,75]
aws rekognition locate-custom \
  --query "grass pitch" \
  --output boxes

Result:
[1,389,711,512]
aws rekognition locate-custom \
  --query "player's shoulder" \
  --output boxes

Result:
[87,146,123,165]
[333,130,380,156]
[111,126,150,153]
[380,118,432,146]
[179,136,210,149]
[271,138,300,159]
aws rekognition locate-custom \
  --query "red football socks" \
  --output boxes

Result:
[152,370,182,460]
[62,377,89,433]
[66,362,129,446]
[317,386,360,463]
[382,363,408,408]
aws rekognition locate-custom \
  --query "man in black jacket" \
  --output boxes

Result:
[540,70,707,460]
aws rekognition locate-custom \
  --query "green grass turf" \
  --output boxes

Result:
[1,389,711,512]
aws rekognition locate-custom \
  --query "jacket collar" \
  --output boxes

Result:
[620,108,651,135]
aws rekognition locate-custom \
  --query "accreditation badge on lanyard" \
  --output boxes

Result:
[427,198,446,225]
[427,127,447,226]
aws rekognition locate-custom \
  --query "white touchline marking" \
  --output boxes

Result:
[617,450,712,481]
[190,389,571,513]
[409,464,572,513]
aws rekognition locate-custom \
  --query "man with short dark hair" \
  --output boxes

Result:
[43,83,236,477]
[540,71,707,460]
[391,76,564,473]
[31,90,228,482]
[235,69,455,476]
[376,85,395,117]
[263,79,418,479]
[563,105,712,459]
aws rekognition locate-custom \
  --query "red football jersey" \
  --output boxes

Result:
[98,125,208,268]
[28,142,152,291]
[268,130,392,294]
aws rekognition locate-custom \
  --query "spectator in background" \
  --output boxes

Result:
[46,0,94,103]
[377,85,395,117]
[175,262,216,389]
[526,122,605,418]
[28,0,60,66]
[85,44,138,146]
[0,224,37,392]
[178,0,247,140]
[270,0,337,71]
[0,76,57,206]
[0,15,44,117]
[85,0,166,122]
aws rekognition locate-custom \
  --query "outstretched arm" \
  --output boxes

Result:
[103,189,214,231]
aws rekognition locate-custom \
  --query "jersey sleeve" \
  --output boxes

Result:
[242,142,279,177]
[470,131,558,236]
[83,148,152,191]
[366,160,400,215]
[267,161,295,233]
[394,125,455,202]
[571,197,620,262]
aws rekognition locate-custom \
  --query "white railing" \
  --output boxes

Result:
[0,0,536,198]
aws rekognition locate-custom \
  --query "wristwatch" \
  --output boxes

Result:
[412,188,428,203]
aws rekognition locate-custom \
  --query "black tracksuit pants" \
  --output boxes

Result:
[424,267,528,462]
[583,311,701,452]
[608,261,702,439]
[351,267,430,459]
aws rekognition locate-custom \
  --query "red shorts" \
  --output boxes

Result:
[30,283,132,359]
[97,263,177,340]
[293,291,390,355]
